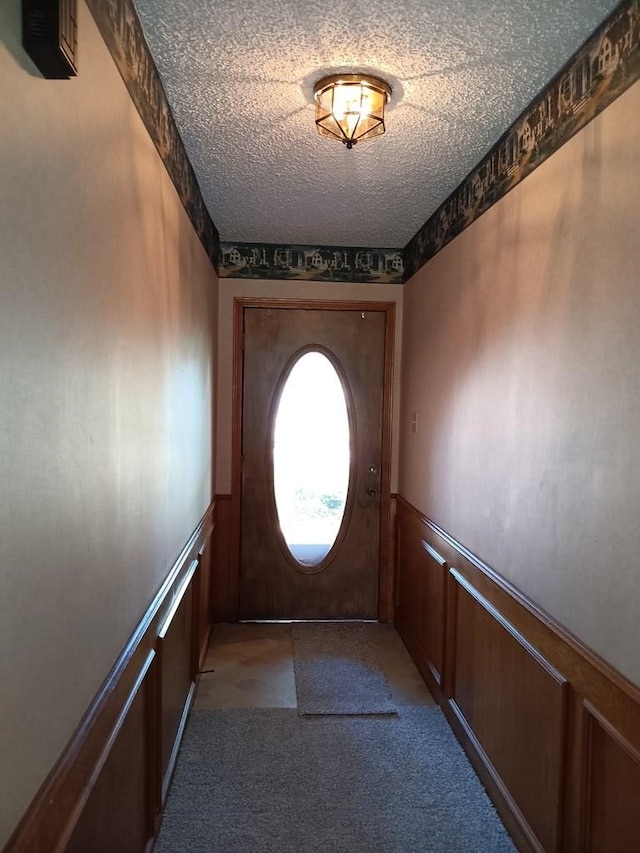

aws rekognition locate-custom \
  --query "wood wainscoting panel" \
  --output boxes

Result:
[4,502,214,853]
[395,504,427,666]
[394,504,447,685]
[420,539,447,685]
[195,531,214,670]
[158,561,198,802]
[212,494,233,622]
[393,496,640,853]
[451,571,567,853]
[64,652,157,853]
[582,702,640,852]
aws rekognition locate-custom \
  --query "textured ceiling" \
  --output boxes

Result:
[133,0,619,248]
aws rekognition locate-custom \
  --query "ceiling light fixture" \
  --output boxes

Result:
[314,73,392,149]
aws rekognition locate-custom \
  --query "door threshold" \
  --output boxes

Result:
[238,618,380,624]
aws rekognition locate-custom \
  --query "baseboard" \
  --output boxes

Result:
[394,495,640,853]
[4,501,216,853]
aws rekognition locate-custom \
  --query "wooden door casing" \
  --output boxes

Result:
[231,299,395,622]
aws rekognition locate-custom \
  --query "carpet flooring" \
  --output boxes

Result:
[291,622,397,715]
[155,707,516,852]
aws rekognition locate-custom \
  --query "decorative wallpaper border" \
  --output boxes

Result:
[219,243,404,284]
[86,0,638,285]
[404,0,640,280]
[85,0,220,271]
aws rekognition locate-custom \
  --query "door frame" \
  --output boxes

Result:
[230,297,396,622]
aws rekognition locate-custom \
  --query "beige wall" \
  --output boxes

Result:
[400,81,640,687]
[215,278,403,495]
[0,2,217,844]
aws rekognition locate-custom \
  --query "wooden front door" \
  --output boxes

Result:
[238,305,389,620]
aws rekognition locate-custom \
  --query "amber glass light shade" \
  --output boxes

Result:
[314,74,391,149]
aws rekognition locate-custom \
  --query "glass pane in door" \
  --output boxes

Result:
[272,351,351,567]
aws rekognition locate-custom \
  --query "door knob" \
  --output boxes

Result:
[367,488,377,496]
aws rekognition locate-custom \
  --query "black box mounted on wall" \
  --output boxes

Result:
[22,0,78,79]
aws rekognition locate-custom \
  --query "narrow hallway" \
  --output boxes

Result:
[154,624,515,852]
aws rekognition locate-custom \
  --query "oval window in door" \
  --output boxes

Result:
[272,350,351,569]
